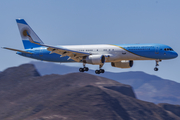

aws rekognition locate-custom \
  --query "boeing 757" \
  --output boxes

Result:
[2,19,178,74]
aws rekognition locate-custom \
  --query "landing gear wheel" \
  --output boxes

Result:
[84,67,89,71]
[154,67,158,71]
[100,69,105,73]
[79,68,84,72]
[95,70,100,74]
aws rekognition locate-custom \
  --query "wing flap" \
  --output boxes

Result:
[46,46,87,62]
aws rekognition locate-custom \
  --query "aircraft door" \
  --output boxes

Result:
[122,50,126,55]
[121,49,128,59]
[35,48,43,60]
[155,47,159,54]
[39,47,43,57]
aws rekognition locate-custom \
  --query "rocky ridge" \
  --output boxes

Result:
[0,64,179,120]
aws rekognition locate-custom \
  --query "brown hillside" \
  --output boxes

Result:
[0,64,179,120]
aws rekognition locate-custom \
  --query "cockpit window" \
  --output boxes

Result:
[164,48,174,51]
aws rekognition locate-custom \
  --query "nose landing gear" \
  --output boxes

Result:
[154,67,158,71]
[154,60,161,71]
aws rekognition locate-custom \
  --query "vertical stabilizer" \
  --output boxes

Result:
[16,19,44,49]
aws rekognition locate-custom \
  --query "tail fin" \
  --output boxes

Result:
[16,19,44,49]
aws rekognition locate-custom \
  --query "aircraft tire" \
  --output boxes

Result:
[95,70,100,74]
[79,68,84,72]
[154,67,158,71]
[84,67,89,71]
[100,69,105,73]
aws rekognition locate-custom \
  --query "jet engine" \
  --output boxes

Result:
[83,55,105,65]
[111,60,133,68]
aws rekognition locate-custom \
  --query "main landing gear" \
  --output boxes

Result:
[79,67,89,72]
[79,63,89,72]
[154,60,161,71]
[95,64,105,74]
[95,69,105,74]
[79,63,105,74]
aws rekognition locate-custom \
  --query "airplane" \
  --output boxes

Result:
[2,19,178,74]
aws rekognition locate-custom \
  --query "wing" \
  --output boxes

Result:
[43,44,89,62]
[26,31,90,62]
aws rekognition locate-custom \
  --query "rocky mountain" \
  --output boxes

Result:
[32,61,180,105]
[158,103,180,118]
[0,64,180,120]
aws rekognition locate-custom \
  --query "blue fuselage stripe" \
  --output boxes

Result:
[115,44,178,59]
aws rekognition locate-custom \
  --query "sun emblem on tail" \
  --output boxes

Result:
[23,30,28,36]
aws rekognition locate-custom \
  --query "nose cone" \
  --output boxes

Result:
[172,52,178,58]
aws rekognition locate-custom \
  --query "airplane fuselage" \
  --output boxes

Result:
[17,43,178,63]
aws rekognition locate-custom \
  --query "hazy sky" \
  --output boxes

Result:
[1,0,180,82]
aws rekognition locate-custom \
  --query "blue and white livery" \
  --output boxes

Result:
[2,19,178,74]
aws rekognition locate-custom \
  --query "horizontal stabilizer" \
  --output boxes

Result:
[2,47,33,54]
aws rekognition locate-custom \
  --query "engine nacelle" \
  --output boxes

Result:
[111,60,133,68]
[83,55,105,65]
